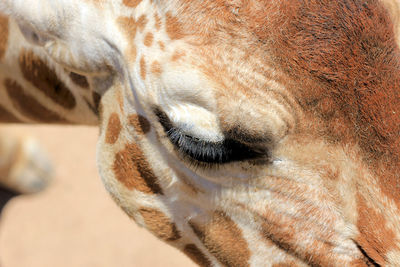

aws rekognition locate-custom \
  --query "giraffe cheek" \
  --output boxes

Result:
[112,142,163,195]
[138,208,181,241]
[189,211,251,267]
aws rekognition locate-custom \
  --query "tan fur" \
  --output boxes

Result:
[0,14,8,60]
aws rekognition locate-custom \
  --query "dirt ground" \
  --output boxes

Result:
[0,125,195,267]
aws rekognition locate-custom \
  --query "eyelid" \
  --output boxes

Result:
[154,108,267,164]
[167,127,228,163]
[167,127,265,164]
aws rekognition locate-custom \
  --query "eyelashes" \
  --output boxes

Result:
[155,108,266,164]
[166,127,263,164]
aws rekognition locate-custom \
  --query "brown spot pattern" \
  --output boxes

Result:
[189,211,250,267]
[5,79,67,123]
[139,208,181,241]
[144,32,154,47]
[166,13,184,40]
[137,15,148,31]
[19,49,76,109]
[0,104,20,123]
[171,51,185,62]
[113,142,163,194]
[140,56,147,80]
[184,244,212,267]
[122,0,142,8]
[356,194,397,265]
[150,61,162,75]
[69,72,89,89]
[0,15,8,60]
[154,13,162,31]
[105,113,122,144]
[128,114,151,135]
[158,41,165,51]
[118,17,138,61]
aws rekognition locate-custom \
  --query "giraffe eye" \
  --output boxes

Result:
[154,108,265,164]
[166,128,263,164]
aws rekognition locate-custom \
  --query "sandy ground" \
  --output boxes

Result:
[0,125,195,267]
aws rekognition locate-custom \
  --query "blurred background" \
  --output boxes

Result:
[0,125,195,267]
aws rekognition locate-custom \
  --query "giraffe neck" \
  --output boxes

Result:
[0,14,99,125]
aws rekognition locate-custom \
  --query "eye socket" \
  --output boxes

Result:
[154,109,267,164]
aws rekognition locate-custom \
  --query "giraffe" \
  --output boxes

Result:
[0,12,100,193]
[1,0,400,266]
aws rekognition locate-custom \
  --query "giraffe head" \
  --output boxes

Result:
[4,0,400,265]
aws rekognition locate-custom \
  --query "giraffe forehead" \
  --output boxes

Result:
[115,12,296,144]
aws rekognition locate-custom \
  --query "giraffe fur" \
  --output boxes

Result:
[1,0,400,266]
